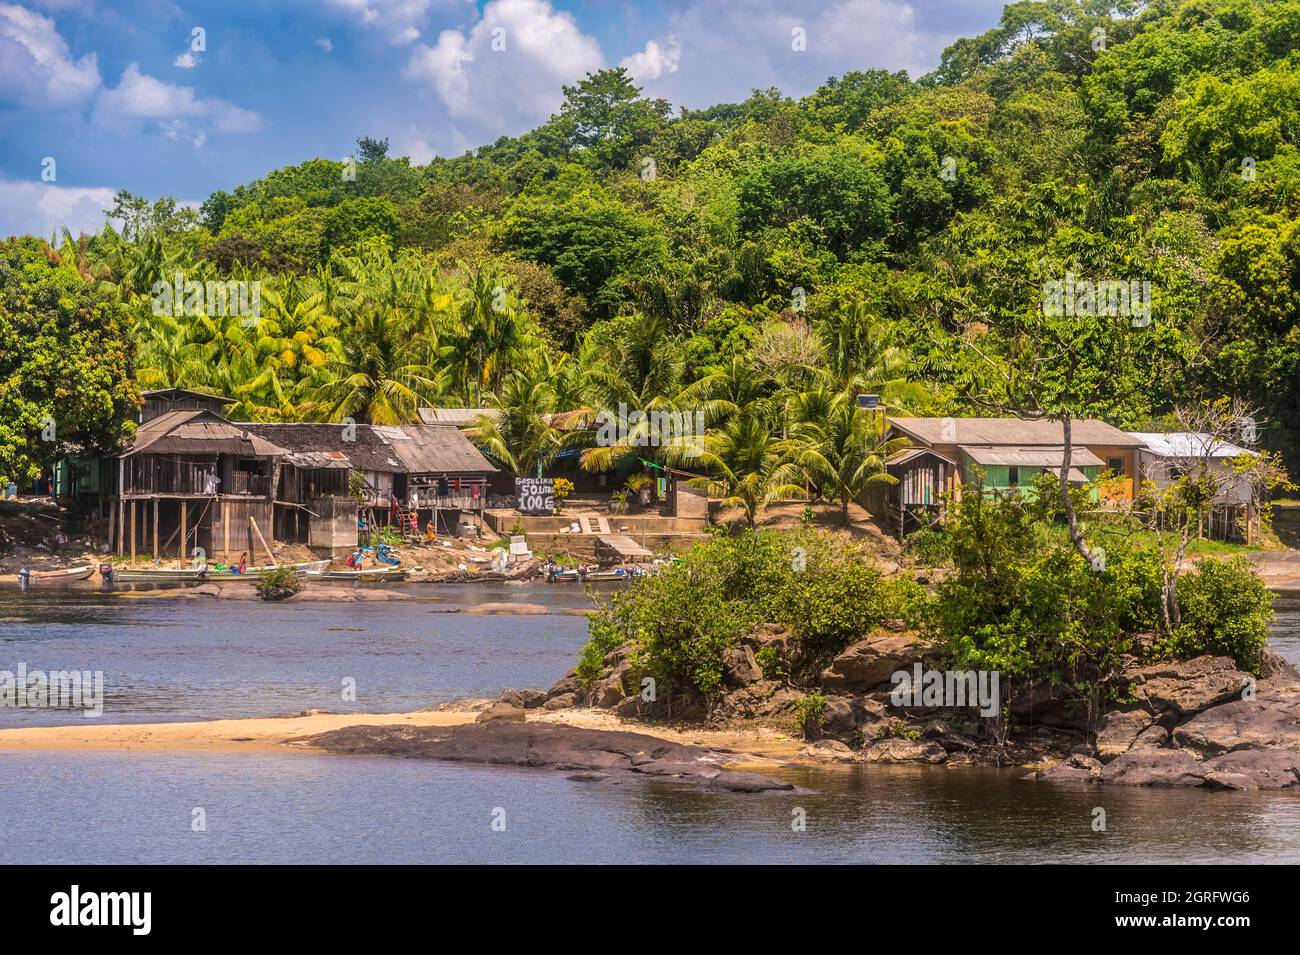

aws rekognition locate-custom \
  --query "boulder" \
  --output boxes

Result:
[545,669,581,700]
[859,738,947,764]
[722,645,764,688]
[1202,748,1300,790]
[1039,762,1095,783]
[1172,697,1300,757]
[496,688,547,710]
[475,700,526,723]
[1127,656,1251,717]
[820,631,930,693]
[819,694,888,739]
[1094,708,1157,761]
[1099,749,1206,787]
[592,675,626,708]
[1131,724,1170,750]
[542,692,576,711]
[715,680,785,721]
[800,739,856,763]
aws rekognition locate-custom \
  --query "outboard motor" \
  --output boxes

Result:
[17,567,31,592]
[99,563,115,586]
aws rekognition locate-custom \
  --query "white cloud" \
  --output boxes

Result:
[94,63,263,140]
[327,0,439,44]
[627,0,937,108]
[0,177,116,239]
[620,38,680,83]
[406,0,602,138]
[0,2,101,108]
[315,37,333,53]
[174,51,199,69]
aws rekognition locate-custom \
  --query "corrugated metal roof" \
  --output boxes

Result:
[376,424,498,474]
[890,417,1143,447]
[241,422,495,475]
[1128,432,1250,458]
[962,446,1105,467]
[417,407,501,426]
[126,410,288,457]
[887,447,958,468]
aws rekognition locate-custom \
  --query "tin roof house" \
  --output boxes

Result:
[866,417,1145,535]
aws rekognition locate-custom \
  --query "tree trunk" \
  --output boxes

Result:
[1059,415,1097,566]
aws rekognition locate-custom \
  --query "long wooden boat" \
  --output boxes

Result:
[306,567,407,582]
[21,564,97,585]
[108,560,330,583]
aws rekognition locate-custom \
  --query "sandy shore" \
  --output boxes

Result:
[0,706,805,766]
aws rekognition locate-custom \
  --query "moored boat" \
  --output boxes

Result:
[106,559,330,583]
[18,564,97,586]
[307,567,406,582]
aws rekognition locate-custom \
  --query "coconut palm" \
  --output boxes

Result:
[692,417,805,528]
[306,304,443,424]
[783,390,911,524]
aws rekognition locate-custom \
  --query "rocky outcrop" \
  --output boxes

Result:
[1171,683,1300,757]
[859,738,947,764]
[1127,656,1251,717]
[1037,657,1300,789]
[817,694,889,740]
[1100,749,1207,787]
[819,631,931,693]
[723,645,764,688]
[297,720,796,793]
[476,700,526,723]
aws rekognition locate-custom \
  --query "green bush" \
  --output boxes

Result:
[1168,557,1273,672]
[794,692,826,738]
[578,529,893,702]
[906,527,953,567]
[256,566,303,601]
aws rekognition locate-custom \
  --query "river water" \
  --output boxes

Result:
[0,584,1297,864]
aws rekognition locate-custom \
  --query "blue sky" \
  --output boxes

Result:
[0,0,1009,237]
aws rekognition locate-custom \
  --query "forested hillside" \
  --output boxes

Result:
[3,0,1298,490]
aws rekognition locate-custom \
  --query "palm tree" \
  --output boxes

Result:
[693,417,805,528]
[816,299,931,409]
[783,390,910,524]
[468,372,570,477]
[306,305,443,424]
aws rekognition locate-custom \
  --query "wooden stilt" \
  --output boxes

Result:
[179,502,188,561]
[152,498,160,561]
[130,500,137,564]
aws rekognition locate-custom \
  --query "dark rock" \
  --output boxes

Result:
[722,645,764,688]
[296,721,794,793]
[820,631,931,692]
[1259,650,1300,683]
[1127,656,1251,717]
[1095,708,1156,760]
[542,692,576,711]
[1100,749,1206,787]
[1039,762,1095,783]
[800,739,855,762]
[1204,772,1258,791]
[1132,724,1170,750]
[497,688,547,710]
[818,694,888,739]
[1203,748,1300,789]
[1172,696,1300,757]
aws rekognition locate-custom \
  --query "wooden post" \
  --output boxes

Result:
[152,498,160,561]
[249,516,276,566]
[179,502,188,561]
[222,501,230,560]
[110,498,118,555]
[129,500,137,564]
